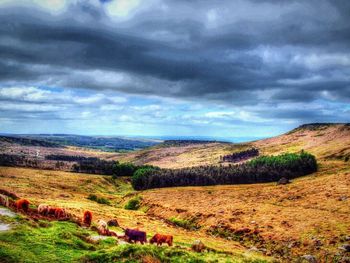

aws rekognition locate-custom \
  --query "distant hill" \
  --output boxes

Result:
[0,134,161,152]
[0,135,61,148]
[160,139,229,147]
[118,123,350,168]
[253,123,350,161]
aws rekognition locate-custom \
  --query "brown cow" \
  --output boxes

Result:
[37,204,49,215]
[83,210,92,227]
[0,194,9,207]
[124,229,147,244]
[15,199,30,212]
[54,208,67,219]
[97,219,108,235]
[47,206,57,216]
[0,189,19,200]
[150,233,173,246]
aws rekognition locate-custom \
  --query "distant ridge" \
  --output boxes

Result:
[0,134,160,152]
[0,135,61,148]
[289,122,350,133]
[160,139,229,147]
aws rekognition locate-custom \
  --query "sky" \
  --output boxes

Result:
[0,0,349,138]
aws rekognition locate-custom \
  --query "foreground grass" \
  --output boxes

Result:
[0,215,267,263]
[82,245,266,263]
[0,166,262,259]
[0,217,96,263]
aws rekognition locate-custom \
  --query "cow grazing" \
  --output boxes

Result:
[15,199,30,212]
[0,194,9,207]
[107,219,119,227]
[83,210,92,227]
[47,206,57,216]
[54,208,67,219]
[150,234,173,246]
[124,228,147,244]
[97,219,108,229]
[97,219,109,235]
[37,204,49,215]
[0,189,19,200]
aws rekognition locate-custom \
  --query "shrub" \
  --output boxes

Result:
[112,162,137,177]
[131,167,160,190]
[168,217,200,230]
[112,162,160,178]
[221,148,259,163]
[87,194,110,205]
[124,196,141,210]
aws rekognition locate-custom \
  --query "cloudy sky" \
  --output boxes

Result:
[0,0,349,138]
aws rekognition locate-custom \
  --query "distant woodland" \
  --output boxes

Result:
[132,152,317,190]
[220,148,259,163]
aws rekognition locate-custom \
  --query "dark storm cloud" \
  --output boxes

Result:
[0,0,349,122]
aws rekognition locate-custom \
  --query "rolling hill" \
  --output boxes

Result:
[118,123,350,168]
[0,123,349,262]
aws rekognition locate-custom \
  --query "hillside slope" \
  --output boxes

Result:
[118,123,350,168]
[253,123,350,160]
[135,123,350,261]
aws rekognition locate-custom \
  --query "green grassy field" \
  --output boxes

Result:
[0,211,267,263]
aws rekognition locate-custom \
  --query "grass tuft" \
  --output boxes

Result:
[87,194,111,205]
[124,196,142,210]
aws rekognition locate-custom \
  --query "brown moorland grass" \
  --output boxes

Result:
[117,142,251,168]
[137,124,350,260]
[1,124,349,262]
[141,161,350,257]
[118,124,350,168]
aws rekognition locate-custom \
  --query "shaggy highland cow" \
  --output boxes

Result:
[0,194,9,207]
[83,210,92,227]
[47,206,57,216]
[37,204,49,215]
[0,189,19,200]
[150,233,173,246]
[97,219,108,235]
[54,208,66,219]
[15,198,30,212]
[124,228,147,244]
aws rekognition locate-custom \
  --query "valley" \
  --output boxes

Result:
[0,123,349,262]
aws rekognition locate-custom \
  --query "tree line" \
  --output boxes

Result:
[0,153,157,177]
[132,151,317,190]
[0,154,39,167]
[220,148,259,163]
[46,154,101,162]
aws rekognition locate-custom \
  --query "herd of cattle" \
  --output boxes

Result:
[0,190,173,246]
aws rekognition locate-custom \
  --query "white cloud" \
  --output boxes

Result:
[293,53,350,69]
[104,0,141,18]
[0,86,50,102]
[0,86,128,106]
[0,101,62,112]
[0,0,68,13]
